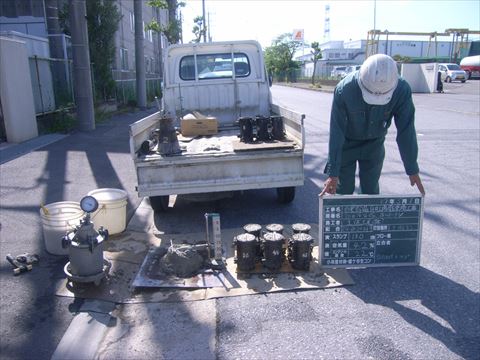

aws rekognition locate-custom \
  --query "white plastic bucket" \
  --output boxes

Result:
[40,201,84,255]
[87,188,128,235]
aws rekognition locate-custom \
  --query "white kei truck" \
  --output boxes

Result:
[129,40,305,211]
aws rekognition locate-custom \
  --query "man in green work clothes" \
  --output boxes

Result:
[321,54,425,196]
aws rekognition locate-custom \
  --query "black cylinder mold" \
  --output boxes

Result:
[291,223,311,234]
[265,223,284,235]
[238,117,254,143]
[262,231,285,271]
[157,118,182,155]
[243,223,262,237]
[243,223,262,259]
[288,233,314,271]
[256,116,274,142]
[233,233,257,271]
[270,115,285,140]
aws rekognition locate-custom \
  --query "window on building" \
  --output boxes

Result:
[1,0,44,17]
[145,56,149,73]
[120,48,129,70]
[129,12,134,32]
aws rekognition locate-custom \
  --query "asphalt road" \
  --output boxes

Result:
[1,81,479,359]
[150,81,480,359]
[0,109,154,360]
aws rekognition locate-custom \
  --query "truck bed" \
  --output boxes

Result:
[129,104,305,197]
[140,128,299,160]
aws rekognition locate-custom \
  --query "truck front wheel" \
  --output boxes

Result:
[277,187,295,204]
[150,195,169,212]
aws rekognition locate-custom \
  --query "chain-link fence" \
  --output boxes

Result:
[272,69,327,84]
[28,55,163,114]
[272,63,361,84]
[112,69,162,106]
[29,55,74,114]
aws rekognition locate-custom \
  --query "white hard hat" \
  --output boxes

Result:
[358,54,399,105]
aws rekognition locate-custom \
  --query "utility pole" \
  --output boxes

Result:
[202,0,207,42]
[323,4,330,42]
[69,0,95,131]
[134,0,147,109]
[45,0,62,58]
[207,11,211,42]
[46,0,68,102]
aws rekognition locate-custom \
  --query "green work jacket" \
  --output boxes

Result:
[325,72,420,177]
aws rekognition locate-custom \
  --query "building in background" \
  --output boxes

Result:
[0,0,171,110]
[299,37,476,79]
[111,0,169,104]
[0,0,47,37]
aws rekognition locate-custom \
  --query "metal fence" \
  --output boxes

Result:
[272,63,362,84]
[112,69,162,106]
[28,56,163,114]
[29,55,74,114]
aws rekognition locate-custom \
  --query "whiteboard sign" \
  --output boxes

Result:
[319,195,424,268]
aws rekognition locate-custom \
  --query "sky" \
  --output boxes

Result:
[180,0,480,48]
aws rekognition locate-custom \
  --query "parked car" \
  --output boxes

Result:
[342,65,361,78]
[331,66,348,79]
[438,63,467,83]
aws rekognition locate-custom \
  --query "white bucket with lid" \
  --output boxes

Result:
[87,188,128,235]
[40,201,84,255]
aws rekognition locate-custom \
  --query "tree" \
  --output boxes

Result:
[145,0,185,44]
[310,41,322,85]
[59,0,121,101]
[393,54,412,63]
[264,33,303,82]
[192,15,205,43]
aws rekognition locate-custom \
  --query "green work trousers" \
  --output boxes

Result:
[336,137,385,195]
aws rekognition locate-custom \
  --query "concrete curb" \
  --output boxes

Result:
[0,133,69,165]
[275,82,336,93]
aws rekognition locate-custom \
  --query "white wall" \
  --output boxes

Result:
[0,37,38,143]
[401,63,439,93]
[0,31,56,113]
[0,30,50,57]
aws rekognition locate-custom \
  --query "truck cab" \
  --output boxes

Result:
[162,40,272,124]
[130,41,305,211]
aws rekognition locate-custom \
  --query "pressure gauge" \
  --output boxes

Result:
[80,195,99,213]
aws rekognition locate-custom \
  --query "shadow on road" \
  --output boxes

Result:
[0,109,155,359]
[347,266,480,360]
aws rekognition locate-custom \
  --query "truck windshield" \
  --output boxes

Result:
[180,53,250,80]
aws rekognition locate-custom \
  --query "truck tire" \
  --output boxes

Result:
[277,187,295,204]
[150,195,169,212]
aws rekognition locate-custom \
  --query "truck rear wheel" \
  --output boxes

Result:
[277,187,295,204]
[150,195,169,212]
